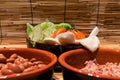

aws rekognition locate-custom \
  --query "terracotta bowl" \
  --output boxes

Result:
[26,38,63,72]
[0,48,57,80]
[59,47,120,80]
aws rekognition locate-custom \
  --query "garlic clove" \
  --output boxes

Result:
[89,27,99,36]
[79,36,100,52]
[43,38,61,45]
[56,31,75,45]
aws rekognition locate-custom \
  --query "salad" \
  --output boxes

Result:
[26,21,100,52]
[26,21,85,45]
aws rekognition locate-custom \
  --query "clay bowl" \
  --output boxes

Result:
[0,48,57,80]
[26,38,62,72]
[59,47,120,80]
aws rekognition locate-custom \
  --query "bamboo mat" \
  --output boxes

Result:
[0,0,120,43]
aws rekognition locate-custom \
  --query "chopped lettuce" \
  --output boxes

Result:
[40,21,55,30]
[55,23,72,30]
[26,21,56,42]
[26,23,33,36]
[29,25,44,42]
[26,21,73,43]
[43,26,56,38]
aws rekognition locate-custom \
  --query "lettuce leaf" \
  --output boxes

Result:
[55,23,72,30]
[27,21,56,42]
[26,23,33,36]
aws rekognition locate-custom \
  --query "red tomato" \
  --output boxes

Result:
[52,28,67,38]
[69,30,85,40]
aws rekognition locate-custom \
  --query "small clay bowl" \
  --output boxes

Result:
[0,48,57,80]
[59,47,120,80]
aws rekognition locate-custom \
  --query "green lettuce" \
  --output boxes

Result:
[26,21,56,42]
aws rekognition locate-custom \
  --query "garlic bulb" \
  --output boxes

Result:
[56,31,75,45]
[43,38,61,45]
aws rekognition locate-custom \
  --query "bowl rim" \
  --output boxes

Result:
[0,48,57,80]
[26,37,61,46]
[58,47,120,79]
[26,36,86,46]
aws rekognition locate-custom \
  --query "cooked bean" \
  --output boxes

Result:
[33,61,44,65]
[14,57,28,64]
[18,64,25,71]
[0,72,2,76]
[14,60,21,64]
[0,54,7,63]
[9,54,17,59]
[1,68,14,75]
[23,62,30,68]
[0,64,5,69]
[38,64,47,68]
[28,62,33,66]
[23,66,38,72]
[7,63,22,73]
[0,53,46,77]
[30,58,37,62]
[6,59,15,63]
[3,64,8,69]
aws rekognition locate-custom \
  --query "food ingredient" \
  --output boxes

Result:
[78,36,100,52]
[27,21,100,52]
[26,21,73,43]
[80,59,120,77]
[0,53,46,76]
[75,27,100,52]
[52,28,67,38]
[69,30,85,40]
[27,21,55,42]
[54,23,72,30]
[56,31,75,45]
[43,38,61,45]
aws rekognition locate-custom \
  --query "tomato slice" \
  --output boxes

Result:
[70,30,85,40]
[52,28,67,38]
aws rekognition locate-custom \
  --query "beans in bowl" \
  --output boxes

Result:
[0,53,46,76]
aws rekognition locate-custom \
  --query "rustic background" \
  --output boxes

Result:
[0,0,120,45]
